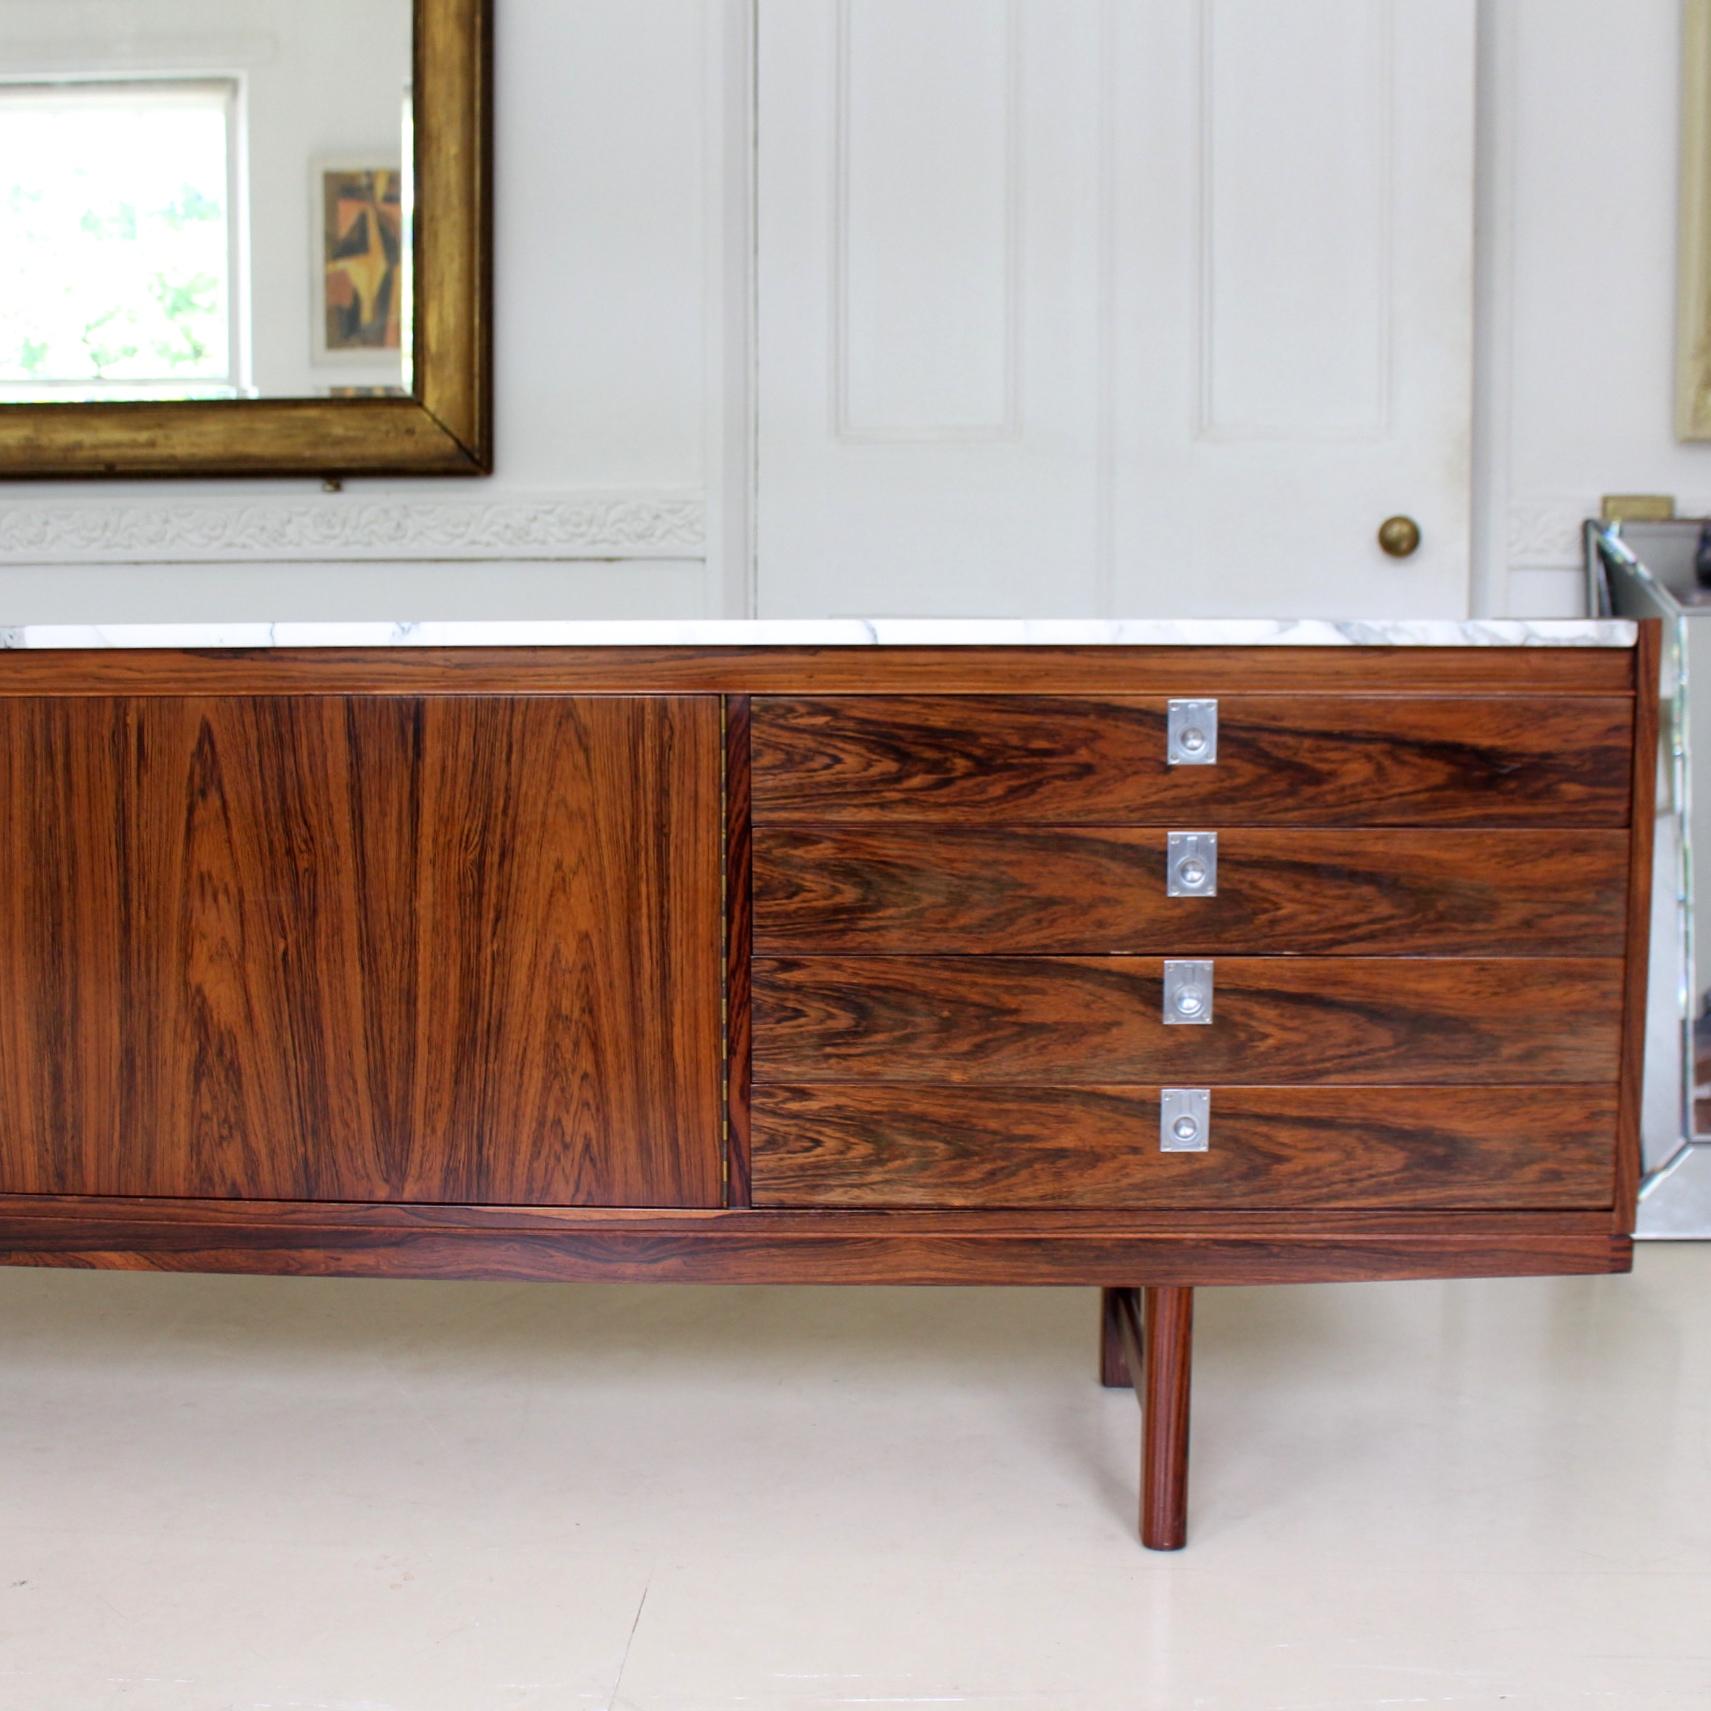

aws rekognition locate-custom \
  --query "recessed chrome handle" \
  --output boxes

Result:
[1167,831,1217,896]
[1160,1088,1210,1152]
[1163,959,1213,1024]
[1167,699,1218,765]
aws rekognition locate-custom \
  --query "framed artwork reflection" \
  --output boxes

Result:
[313,158,406,364]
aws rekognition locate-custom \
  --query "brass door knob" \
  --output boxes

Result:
[1378,515,1422,558]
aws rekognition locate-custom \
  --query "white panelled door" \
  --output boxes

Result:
[756,0,1475,619]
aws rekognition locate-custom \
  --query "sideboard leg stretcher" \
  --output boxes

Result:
[1098,1286,1131,1388]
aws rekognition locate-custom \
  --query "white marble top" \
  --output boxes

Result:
[0,618,1636,649]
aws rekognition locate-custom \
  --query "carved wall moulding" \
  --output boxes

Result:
[0,491,706,564]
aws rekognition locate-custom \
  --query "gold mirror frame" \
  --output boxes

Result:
[0,0,492,479]
[1680,0,1711,439]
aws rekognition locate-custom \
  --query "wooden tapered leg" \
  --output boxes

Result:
[1104,1285,1196,1549]
[1099,1287,1131,1387]
[1140,1285,1194,1551]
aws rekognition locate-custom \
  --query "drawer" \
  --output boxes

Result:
[752,956,1623,1084]
[751,696,1634,825]
[750,1084,1618,1210]
[754,826,1629,956]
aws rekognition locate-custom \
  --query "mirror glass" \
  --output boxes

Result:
[0,0,412,404]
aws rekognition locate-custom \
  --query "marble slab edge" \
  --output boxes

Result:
[0,619,1639,650]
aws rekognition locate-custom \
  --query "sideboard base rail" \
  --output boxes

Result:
[0,1198,1632,1287]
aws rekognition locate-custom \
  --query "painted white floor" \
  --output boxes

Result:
[0,1249,1706,1711]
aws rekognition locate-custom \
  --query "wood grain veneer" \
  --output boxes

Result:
[0,1194,1631,1285]
[0,645,1638,698]
[1615,621,1662,1228]
[752,695,1635,824]
[753,956,1623,1085]
[0,1195,1611,1237]
[0,695,721,1205]
[725,696,755,1208]
[748,1084,1619,1210]
[754,825,1630,956]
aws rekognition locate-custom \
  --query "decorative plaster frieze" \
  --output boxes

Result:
[1508,497,1711,569]
[1505,501,1592,569]
[0,491,706,564]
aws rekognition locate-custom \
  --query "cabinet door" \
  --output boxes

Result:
[0,696,723,1207]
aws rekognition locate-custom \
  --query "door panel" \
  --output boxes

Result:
[757,0,1102,615]
[0,696,723,1206]
[756,0,1474,618]
[1111,0,1475,616]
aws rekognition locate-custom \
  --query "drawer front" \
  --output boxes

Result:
[751,695,1634,825]
[754,826,1629,956]
[750,1084,1618,1210]
[752,956,1623,1084]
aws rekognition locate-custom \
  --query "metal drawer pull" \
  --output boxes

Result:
[1167,699,1218,765]
[1167,831,1218,896]
[1163,959,1214,1024]
[1160,1088,1210,1153]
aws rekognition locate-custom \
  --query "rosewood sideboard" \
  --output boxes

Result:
[0,618,1657,1549]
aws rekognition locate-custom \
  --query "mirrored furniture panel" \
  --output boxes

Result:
[1591,521,1711,1235]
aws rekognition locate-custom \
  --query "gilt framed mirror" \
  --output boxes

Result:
[0,0,491,479]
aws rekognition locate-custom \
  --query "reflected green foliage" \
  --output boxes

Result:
[0,89,234,398]
[79,200,138,242]
[160,185,222,229]
[78,310,138,375]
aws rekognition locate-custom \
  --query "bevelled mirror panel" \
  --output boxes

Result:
[1,1,412,402]
[0,0,491,479]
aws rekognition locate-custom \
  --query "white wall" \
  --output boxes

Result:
[1482,0,1711,617]
[0,0,1705,625]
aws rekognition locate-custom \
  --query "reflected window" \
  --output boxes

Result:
[0,80,240,402]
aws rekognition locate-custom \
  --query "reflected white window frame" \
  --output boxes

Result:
[0,75,247,401]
